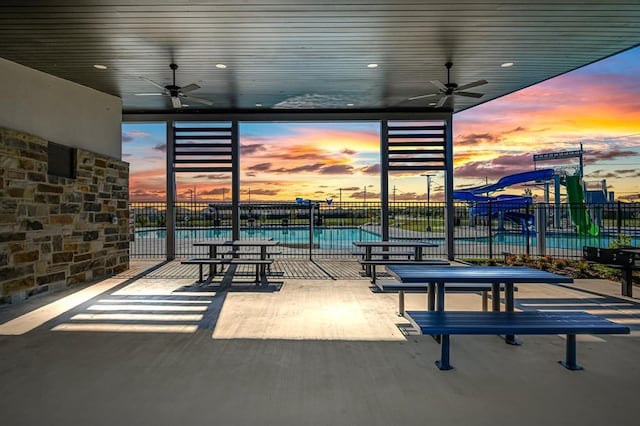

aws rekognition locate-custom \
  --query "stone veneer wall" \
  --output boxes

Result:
[0,127,129,304]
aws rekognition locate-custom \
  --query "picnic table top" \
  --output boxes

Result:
[386,265,574,284]
[193,239,278,247]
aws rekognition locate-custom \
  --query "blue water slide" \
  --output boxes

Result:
[504,211,536,235]
[469,195,533,216]
[454,169,553,235]
[454,168,555,198]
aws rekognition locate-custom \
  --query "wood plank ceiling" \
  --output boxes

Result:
[0,0,638,114]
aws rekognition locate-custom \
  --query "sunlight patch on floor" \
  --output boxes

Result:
[97,298,211,304]
[87,304,208,312]
[0,278,126,335]
[71,313,204,322]
[52,323,199,333]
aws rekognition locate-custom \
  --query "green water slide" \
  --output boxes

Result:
[565,175,600,236]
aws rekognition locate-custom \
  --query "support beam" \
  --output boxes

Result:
[444,116,455,260]
[380,120,389,241]
[231,121,240,241]
[166,121,176,260]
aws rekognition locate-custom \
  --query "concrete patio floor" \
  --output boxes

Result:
[0,260,639,426]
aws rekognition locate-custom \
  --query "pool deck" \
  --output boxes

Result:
[0,259,639,425]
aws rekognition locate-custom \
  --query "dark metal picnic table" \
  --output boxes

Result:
[386,264,574,344]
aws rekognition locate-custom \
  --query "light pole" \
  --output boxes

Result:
[421,174,433,231]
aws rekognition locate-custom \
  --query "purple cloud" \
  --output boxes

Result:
[320,164,355,175]
[193,173,228,180]
[271,163,325,173]
[248,163,272,172]
[360,164,381,175]
[241,143,267,155]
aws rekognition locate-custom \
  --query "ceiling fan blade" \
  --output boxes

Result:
[135,93,165,96]
[171,96,182,108]
[455,91,484,98]
[429,80,448,92]
[456,79,488,91]
[184,95,213,106]
[179,83,200,94]
[408,93,439,101]
[140,77,167,90]
[436,95,449,108]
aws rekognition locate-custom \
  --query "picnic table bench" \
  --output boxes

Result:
[352,249,415,259]
[406,310,630,371]
[583,246,639,297]
[359,259,450,283]
[181,258,273,283]
[352,241,439,279]
[375,280,512,315]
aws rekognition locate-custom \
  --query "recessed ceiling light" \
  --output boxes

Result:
[428,102,437,106]
[347,103,354,106]
[93,64,107,70]
[215,64,227,69]
[500,62,514,68]
[367,63,378,68]
[255,103,262,107]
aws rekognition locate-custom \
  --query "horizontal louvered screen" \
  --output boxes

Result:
[173,123,234,173]
[386,121,446,171]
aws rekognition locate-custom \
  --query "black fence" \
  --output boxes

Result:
[130,201,640,260]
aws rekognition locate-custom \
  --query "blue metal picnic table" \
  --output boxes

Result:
[386,265,574,344]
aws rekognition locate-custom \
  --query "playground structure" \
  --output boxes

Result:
[454,145,608,237]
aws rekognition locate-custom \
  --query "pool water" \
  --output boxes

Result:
[135,226,381,249]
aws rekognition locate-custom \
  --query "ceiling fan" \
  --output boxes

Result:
[137,63,213,108]
[408,62,487,107]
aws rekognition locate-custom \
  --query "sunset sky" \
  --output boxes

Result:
[123,46,640,203]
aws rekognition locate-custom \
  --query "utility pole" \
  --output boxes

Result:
[222,187,226,202]
[339,188,342,205]
[421,174,433,231]
[392,185,397,204]
[363,186,367,204]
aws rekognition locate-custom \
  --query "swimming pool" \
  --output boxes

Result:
[135,226,382,250]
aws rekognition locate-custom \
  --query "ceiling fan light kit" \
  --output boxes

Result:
[138,63,213,108]
[408,62,488,107]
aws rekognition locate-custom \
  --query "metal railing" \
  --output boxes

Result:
[130,201,640,259]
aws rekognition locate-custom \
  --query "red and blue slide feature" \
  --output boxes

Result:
[453,169,556,234]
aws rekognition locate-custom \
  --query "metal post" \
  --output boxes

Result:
[544,182,550,203]
[165,121,176,260]
[488,200,493,259]
[231,121,240,241]
[381,120,390,241]
[444,116,455,260]
[554,175,561,228]
[309,202,314,260]
[560,334,583,370]
[617,201,622,235]
[421,174,433,231]
[525,203,531,256]
[536,203,547,256]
